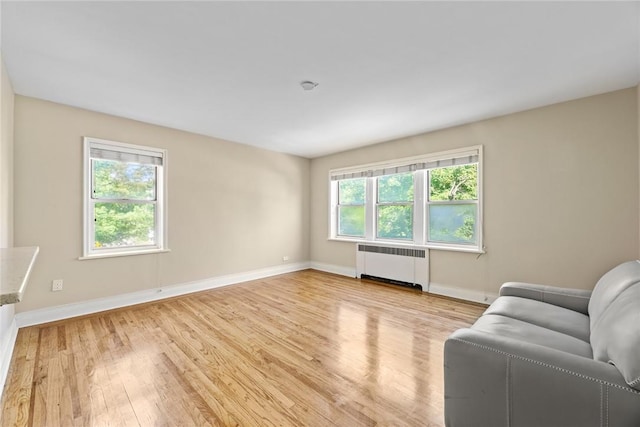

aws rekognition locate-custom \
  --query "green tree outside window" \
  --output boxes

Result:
[428,164,478,244]
[92,159,157,248]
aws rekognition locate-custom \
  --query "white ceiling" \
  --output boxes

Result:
[1,1,639,158]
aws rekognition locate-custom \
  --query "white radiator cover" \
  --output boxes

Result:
[356,244,429,291]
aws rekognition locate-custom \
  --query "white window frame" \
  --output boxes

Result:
[328,145,483,253]
[81,137,169,259]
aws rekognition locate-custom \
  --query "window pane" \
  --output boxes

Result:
[429,164,477,201]
[94,202,156,248]
[338,206,365,237]
[429,204,477,244]
[93,159,156,200]
[378,173,414,203]
[377,205,413,240]
[338,178,365,204]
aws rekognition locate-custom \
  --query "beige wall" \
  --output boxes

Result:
[310,88,639,295]
[8,87,640,312]
[13,96,310,312]
[1,54,16,379]
[1,57,13,249]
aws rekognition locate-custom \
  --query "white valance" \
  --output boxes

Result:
[330,146,480,181]
[90,147,163,166]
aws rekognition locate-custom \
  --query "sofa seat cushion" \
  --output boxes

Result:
[472,314,593,358]
[483,296,590,342]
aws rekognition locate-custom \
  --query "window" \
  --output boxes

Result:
[337,178,366,237]
[376,173,414,240]
[428,164,478,245]
[329,146,482,252]
[83,137,167,258]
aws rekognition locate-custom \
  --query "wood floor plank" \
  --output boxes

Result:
[0,328,37,427]
[1,270,486,426]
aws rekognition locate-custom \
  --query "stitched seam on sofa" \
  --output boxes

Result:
[600,383,603,427]
[605,385,609,427]
[450,338,640,395]
[506,357,512,427]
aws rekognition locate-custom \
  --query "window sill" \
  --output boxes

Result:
[79,248,171,260]
[424,244,485,254]
[327,237,485,254]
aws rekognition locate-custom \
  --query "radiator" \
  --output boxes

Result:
[356,244,429,291]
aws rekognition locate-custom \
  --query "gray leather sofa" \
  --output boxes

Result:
[444,260,640,427]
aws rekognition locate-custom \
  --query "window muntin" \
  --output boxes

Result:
[83,137,167,258]
[337,178,366,237]
[329,146,482,252]
[376,173,414,240]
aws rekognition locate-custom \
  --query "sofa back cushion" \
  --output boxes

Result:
[590,283,640,391]
[588,260,640,330]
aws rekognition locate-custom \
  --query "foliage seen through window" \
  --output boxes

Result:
[377,173,413,240]
[338,178,365,237]
[92,159,157,248]
[428,164,478,244]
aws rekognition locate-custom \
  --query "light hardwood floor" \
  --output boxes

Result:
[1,270,486,427]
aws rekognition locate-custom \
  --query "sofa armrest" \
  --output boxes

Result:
[444,328,640,427]
[499,282,592,314]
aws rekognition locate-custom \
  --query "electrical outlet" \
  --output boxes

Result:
[282,255,289,262]
[52,279,64,292]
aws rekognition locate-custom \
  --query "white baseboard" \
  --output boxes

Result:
[429,282,497,305]
[0,317,19,398]
[309,262,356,278]
[15,262,311,328]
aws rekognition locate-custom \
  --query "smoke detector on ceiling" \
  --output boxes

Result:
[300,81,319,91]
